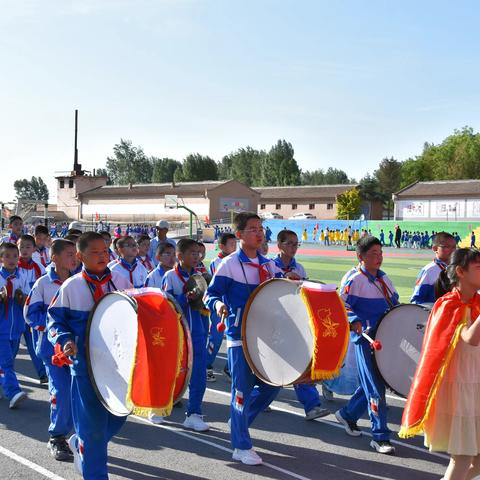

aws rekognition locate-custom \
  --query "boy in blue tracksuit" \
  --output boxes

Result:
[144,242,176,288]
[24,239,77,461]
[47,232,130,479]
[273,230,329,420]
[206,232,237,382]
[335,236,399,455]
[0,242,30,409]
[162,238,210,433]
[411,232,456,305]
[206,212,284,466]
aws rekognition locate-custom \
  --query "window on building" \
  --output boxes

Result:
[275,203,281,210]
[68,179,74,188]
[292,204,297,210]
[59,180,65,189]
[260,204,266,210]
[327,203,333,210]
[309,203,315,210]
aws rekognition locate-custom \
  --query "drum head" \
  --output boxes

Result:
[374,303,430,398]
[86,292,138,416]
[243,279,313,386]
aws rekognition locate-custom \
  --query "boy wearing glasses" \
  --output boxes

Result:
[206,212,284,465]
[274,230,330,421]
[335,236,399,454]
[162,239,209,432]
[410,232,456,305]
[110,236,148,288]
[145,243,176,288]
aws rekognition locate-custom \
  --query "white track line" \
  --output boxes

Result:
[133,415,313,480]
[0,445,66,480]
[205,387,449,461]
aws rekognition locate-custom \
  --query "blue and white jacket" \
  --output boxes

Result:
[149,237,177,266]
[0,267,30,340]
[273,255,307,279]
[205,249,283,346]
[145,264,169,289]
[109,258,148,289]
[162,265,206,339]
[18,260,46,290]
[24,266,65,361]
[340,266,399,343]
[410,259,446,305]
[32,247,51,268]
[47,268,130,376]
[209,253,228,276]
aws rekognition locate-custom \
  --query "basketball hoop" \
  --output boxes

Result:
[164,195,178,210]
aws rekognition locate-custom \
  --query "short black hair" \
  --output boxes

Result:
[176,238,198,254]
[51,239,76,257]
[0,242,19,256]
[136,234,150,244]
[77,232,104,253]
[67,228,83,236]
[9,215,22,224]
[219,232,236,246]
[18,234,36,247]
[432,231,455,247]
[64,233,80,243]
[156,242,175,256]
[117,236,136,249]
[34,225,49,236]
[99,231,111,239]
[356,236,382,256]
[233,212,260,232]
[277,229,297,243]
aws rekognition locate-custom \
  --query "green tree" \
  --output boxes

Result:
[175,153,218,182]
[374,157,402,219]
[219,147,267,186]
[151,157,182,183]
[259,139,300,186]
[106,139,153,184]
[95,168,113,185]
[14,176,49,201]
[337,188,361,220]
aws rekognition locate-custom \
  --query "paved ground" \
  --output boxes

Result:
[1,345,447,480]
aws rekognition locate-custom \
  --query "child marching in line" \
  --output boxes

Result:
[162,239,210,432]
[195,241,208,274]
[0,242,29,408]
[47,232,131,479]
[335,236,399,454]
[206,232,237,382]
[110,236,148,289]
[0,215,24,244]
[400,248,480,480]
[274,230,330,420]
[145,242,176,289]
[32,225,51,268]
[24,239,77,461]
[136,234,154,273]
[17,234,47,383]
[99,231,117,263]
[411,232,456,305]
[206,212,284,465]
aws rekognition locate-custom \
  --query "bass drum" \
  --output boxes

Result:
[86,288,192,416]
[373,303,431,398]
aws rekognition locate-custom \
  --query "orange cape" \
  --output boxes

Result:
[399,289,480,438]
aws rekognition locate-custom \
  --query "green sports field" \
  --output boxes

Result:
[205,244,431,303]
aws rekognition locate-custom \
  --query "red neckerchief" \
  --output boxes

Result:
[37,247,48,267]
[3,273,16,320]
[139,255,153,272]
[358,267,393,307]
[434,258,447,271]
[196,263,207,274]
[82,270,112,303]
[175,265,195,293]
[218,252,226,259]
[18,259,42,280]
[118,258,137,285]
[246,259,270,284]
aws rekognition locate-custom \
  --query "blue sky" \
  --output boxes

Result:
[1,0,479,202]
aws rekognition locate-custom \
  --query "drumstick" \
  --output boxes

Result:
[362,331,382,350]
[216,312,228,333]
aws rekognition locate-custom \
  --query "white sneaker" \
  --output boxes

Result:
[183,414,210,432]
[232,448,263,465]
[9,391,27,409]
[149,413,164,425]
[67,434,82,475]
